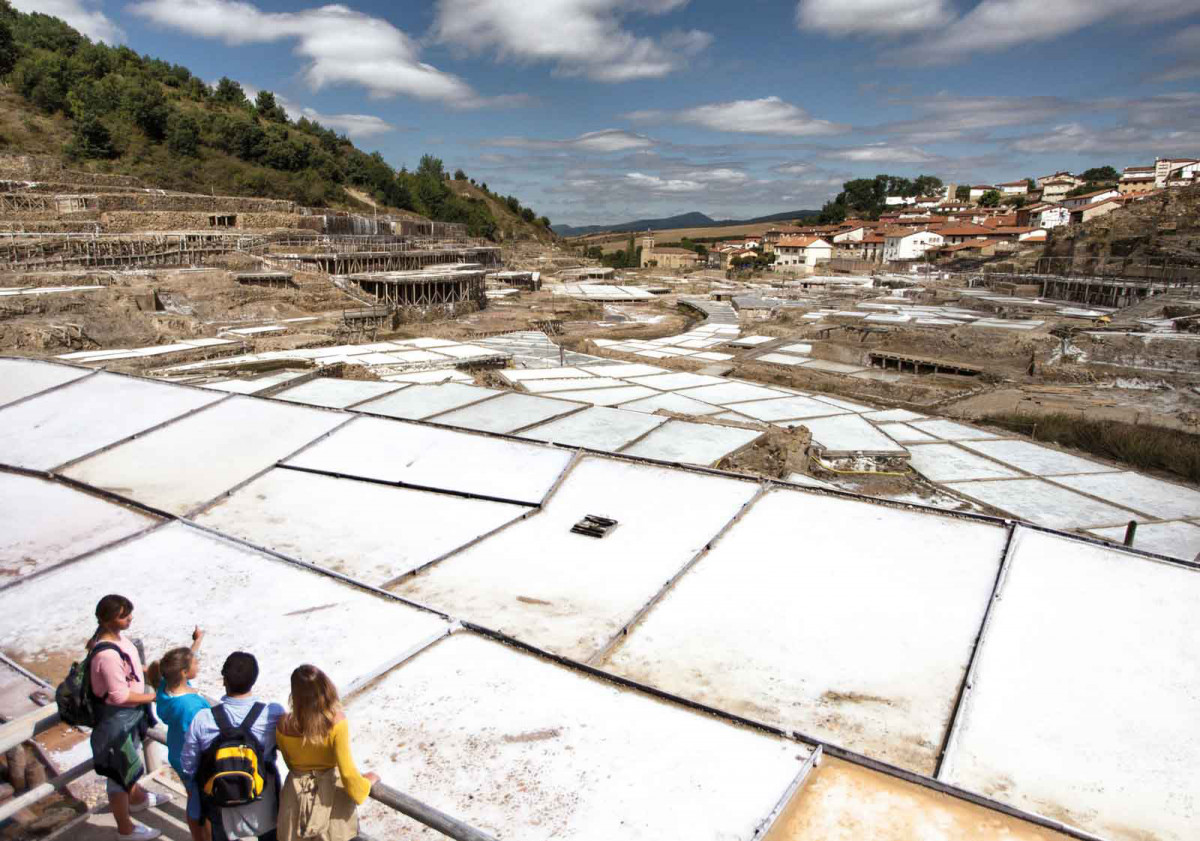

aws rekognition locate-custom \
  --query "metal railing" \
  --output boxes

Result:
[0,704,497,840]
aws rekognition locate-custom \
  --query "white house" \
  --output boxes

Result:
[774,236,833,269]
[831,225,866,243]
[968,185,995,201]
[883,228,944,261]
[884,196,917,206]
[1018,203,1070,229]
[1061,188,1120,209]
[1157,157,1200,187]
[997,180,1030,195]
[1039,177,1080,203]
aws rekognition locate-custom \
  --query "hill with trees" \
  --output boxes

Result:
[816,174,944,222]
[0,1,553,242]
[552,208,819,238]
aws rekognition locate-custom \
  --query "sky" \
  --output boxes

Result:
[18,0,1200,227]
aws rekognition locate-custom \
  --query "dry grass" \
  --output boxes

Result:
[981,411,1200,485]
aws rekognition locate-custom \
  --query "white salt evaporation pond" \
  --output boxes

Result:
[195,468,530,586]
[940,528,1200,841]
[0,471,158,579]
[0,356,92,407]
[351,632,810,840]
[0,372,222,470]
[602,490,1008,774]
[0,523,449,704]
[395,457,760,661]
[61,396,346,515]
[286,416,573,505]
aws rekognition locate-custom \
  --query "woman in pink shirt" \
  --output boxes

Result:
[88,594,171,841]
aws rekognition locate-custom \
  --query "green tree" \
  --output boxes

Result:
[66,111,114,159]
[955,185,970,201]
[166,110,199,156]
[913,174,944,196]
[979,189,1002,207]
[0,16,17,77]
[1079,166,1118,183]
[453,168,466,180]
[121,78,169,140]
[538,216,550,228]
[254,89,288,123]
[520,207,535,223]
[214,76,246,106]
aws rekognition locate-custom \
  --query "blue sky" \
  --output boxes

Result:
[21,0,1200,226]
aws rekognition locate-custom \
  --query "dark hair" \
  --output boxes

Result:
[96,594,133,625]
[89,594,133,648]
[222,651,259,695]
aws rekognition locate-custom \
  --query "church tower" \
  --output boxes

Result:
[640,233,654,267]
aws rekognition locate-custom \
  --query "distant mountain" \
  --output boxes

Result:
[552,208,820,238]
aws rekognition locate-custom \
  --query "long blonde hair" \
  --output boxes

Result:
[287,664,341,744]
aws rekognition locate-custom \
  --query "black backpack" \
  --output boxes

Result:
[198,703,269,808]
[55,642,133,728]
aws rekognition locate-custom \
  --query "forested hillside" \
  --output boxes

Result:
[0,1,552,241]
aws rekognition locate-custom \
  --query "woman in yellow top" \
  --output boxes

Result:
[275,665,379,841]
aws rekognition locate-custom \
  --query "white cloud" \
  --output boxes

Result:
[824,143,938,163]
[433,0,712,82]
[491,129,657,153]
[624,172,704,192]
[227,82,395,139]
[131,0,516,108]
[893,0,1199,63]
[772,162,814,175]
[1010,121,1200,156]
[796,0,952,35]
[626,96,847,137]
[1154,25,1200,81]
[12,0,123,42]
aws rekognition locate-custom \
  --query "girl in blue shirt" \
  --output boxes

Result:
[146,628,210,841]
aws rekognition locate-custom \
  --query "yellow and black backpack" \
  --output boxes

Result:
[198,703,268,808]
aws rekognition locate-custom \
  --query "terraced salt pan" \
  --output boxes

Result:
[765,758,1071,841]
[272,378,406,409]
[941,529,1200,841]
[676,382,789,405]
[756,353,810,366]
[0,358,91,407]
[288,417,571,505]
[523,376,627,393]
[959,439,1113,477]
[780,343,813,354]
[945,478,1140,530]
[395,458,758,660]
[1088,520,1200,560]
[907,444,1021,482]
[0,373,222,471]
[352,632,807,840]
[62,397,345,515]
[1053,471,1200,521]
[625,371,727,390]
[909,419,1001,441]
[0,523,448,703]
[500,367,594,382]
[809,395,873,413]
[731,396,849,423]
[578,363,666,378]
[877,423,938,444]
[603,490,1007,773]
[518,407,666,452]
[379,369,472,384]
[356,382,500,420]
[551,385,660,407]
[195,469,528,586]
[201,370,310,394]
[805,415,907,455]
[618,392,726,417]
[0,472,157,578]
[798,359,867,374]
[864,409,925,423]
[728,335,773,347]
[429,392,585,434]
[620,421,762,465]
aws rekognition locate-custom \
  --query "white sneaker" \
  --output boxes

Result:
[129,791,171,813]
[116,823,162,840]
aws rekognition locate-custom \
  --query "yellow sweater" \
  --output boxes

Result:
[276,719,372,805]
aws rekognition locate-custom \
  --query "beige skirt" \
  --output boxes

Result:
[277,767,360,841]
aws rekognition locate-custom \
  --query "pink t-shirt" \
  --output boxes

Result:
[89,635,145,707]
